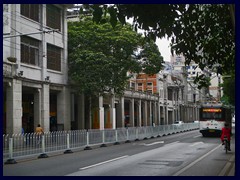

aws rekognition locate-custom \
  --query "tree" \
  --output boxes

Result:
[68,16,163,125]
[68,16,163,96]
[221,75,235,105]
[80,4,235,103]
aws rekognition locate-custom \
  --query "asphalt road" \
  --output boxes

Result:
[3,129,235,176]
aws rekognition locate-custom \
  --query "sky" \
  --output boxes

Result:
[156,37,171,62]
[127,18,172,62]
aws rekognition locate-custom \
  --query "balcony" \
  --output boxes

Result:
[3,61,15,78]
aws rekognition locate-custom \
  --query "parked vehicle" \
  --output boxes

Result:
[173,121,184,126]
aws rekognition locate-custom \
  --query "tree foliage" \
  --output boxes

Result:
[221,74,235,105]
[81,4,235,81]
[80,4,235,103]
[68,17,163,96]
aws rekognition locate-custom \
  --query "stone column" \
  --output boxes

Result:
[77,93,85,129]
[110,95,116,129]
[71,94,75,127]
[129,98,134,127]
[158,102,161,125]
[154,101,157,125]
[143,101,148,126]
[196,107,198,121]
[57,87,71,131]
[166,105,168,125]
[162,104,165,125]
[148,101,153,126]
[6,79,22,134]
[138,99,142,127]
[120,97,125,127]
[99,96,104,130]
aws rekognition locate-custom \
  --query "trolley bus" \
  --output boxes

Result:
[199,103,232,137]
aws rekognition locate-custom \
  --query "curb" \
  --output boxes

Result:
[218,154,235,176]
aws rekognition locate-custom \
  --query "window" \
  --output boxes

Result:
[137,83,143,91]
[168,89,173,100]
[147,82,153,93]
[47,44,61,71]
[202,112,222,119]
[131,82,135,87]
[147,90,153,94]
[21,36,40,66]
[21,4,39,22]
[46,5,61,31]
[176,56,182,62]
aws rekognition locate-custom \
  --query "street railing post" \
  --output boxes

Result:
[125,128,130,143]
[84,130,92,150]
[100,130,107,147]
[38,135,48,158]
[143,127,148,140]
[157,125,161,137]
[163,125,166,136]
[114,129,120,145]
[151,126,154,138]
[64,133,73,154]
[4,137,17,164]
[135,127,139,141]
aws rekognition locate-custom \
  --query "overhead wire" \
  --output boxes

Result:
[3,9,69,43]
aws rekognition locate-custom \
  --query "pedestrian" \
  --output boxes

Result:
[21,127,27,145]
[221,122,231,151]
[36,124,44,144]
[36,124,44,134]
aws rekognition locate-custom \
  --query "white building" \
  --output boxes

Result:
[170,54,222,103]
[3,4,73,134]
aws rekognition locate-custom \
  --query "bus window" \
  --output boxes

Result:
[202,112,222,119]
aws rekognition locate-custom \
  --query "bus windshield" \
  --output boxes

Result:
[202,112,222,119]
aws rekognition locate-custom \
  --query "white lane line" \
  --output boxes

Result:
[164,141,179,147]
[79,155,129,170]
[218,154,235,176]
[190,142,204,147]
[173,144,222,176]
[143,141,164,146]
[193,135,202,138]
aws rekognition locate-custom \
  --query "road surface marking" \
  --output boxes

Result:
[190,142,204,147]
[173,144,221,176]
[164,141,179,147]
[143,141,164,146]
[79,155,129,170]
[193,135,202,138]
[218,154,235,176]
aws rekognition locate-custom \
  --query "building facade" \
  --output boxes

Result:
[3,4,73,134]
[3,5,201,134]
